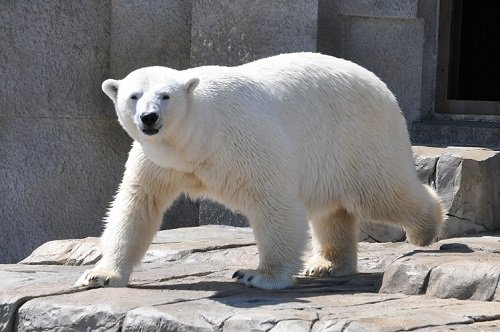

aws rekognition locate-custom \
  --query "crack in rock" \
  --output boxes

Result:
[445,213,490,232]
[200,312,233,331]
[465,313,500,323]
[6,287,91,332]
[190,243,256,253]
[133,271,218,285]
[150,297,204,307]
[217,316,232,332]
[418,266,434,295]
[445,213,472,222]
[342,296,402,308]
[308,316,320,332]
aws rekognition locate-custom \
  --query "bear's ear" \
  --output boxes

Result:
[185,77,199,94]
[102,79,121,104]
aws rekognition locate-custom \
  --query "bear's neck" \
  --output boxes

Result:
[143,102,220,172]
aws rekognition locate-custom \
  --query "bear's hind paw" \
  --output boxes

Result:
[303,257,335,277]
[304,256,357,278]
[232,269,294,290]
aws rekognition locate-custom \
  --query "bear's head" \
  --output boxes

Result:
[102,67,199,142]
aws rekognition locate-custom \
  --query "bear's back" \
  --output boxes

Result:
[184,54,414,208]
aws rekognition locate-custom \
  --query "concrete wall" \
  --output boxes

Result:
[0,1,131,263]
[317,0,499,147]
[191,0,318,66]
[0,0,193,263]
[318,0,428,123]
[109,0,192,77]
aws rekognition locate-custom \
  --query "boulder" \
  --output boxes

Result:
[380,233,500,300]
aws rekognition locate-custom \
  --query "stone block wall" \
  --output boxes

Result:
[317,0,433,123]
[191,0,318,66]
[0,1,131,263]
[109,0,192,77]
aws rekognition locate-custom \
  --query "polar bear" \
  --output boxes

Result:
[76,53,444,290]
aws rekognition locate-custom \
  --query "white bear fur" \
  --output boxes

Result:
[76,53,444,290]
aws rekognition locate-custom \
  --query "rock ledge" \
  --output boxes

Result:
[2,226,500,331]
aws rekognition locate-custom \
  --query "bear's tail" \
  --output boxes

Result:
[404,184,446,246]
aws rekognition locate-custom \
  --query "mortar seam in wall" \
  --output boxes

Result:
[0,115,118,121]
[337,13,420,21]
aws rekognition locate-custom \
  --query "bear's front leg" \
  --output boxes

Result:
[232,196,308,289]
[75,143,179,288]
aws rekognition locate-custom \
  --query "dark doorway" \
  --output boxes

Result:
[437,0,500,115]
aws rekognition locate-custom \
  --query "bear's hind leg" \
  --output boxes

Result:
[399,185,444,246]
[304,208,358,277]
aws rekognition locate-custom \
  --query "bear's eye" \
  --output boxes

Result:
[162,94,170,100]
[130,95,138,100]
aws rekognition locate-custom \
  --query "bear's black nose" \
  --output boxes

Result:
[140,112,159,126]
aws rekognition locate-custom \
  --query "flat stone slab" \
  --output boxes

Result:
[4,226,500,331]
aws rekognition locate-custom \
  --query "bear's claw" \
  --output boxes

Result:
[74,269,123,289]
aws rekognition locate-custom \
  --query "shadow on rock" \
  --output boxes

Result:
[438,243,475,252]
[398,243,475,260]
[130,272,383,308]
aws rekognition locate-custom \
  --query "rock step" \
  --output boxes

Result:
[3,226,499,331]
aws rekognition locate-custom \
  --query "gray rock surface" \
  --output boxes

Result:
[4,226,500,331]
[20,237,101,266]
[359,221,406,243]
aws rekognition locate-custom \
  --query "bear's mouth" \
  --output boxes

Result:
[141,128,160,136]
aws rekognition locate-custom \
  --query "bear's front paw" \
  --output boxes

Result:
[232,269,294,290]
[74,269,126,289]
[304,256,357,277]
